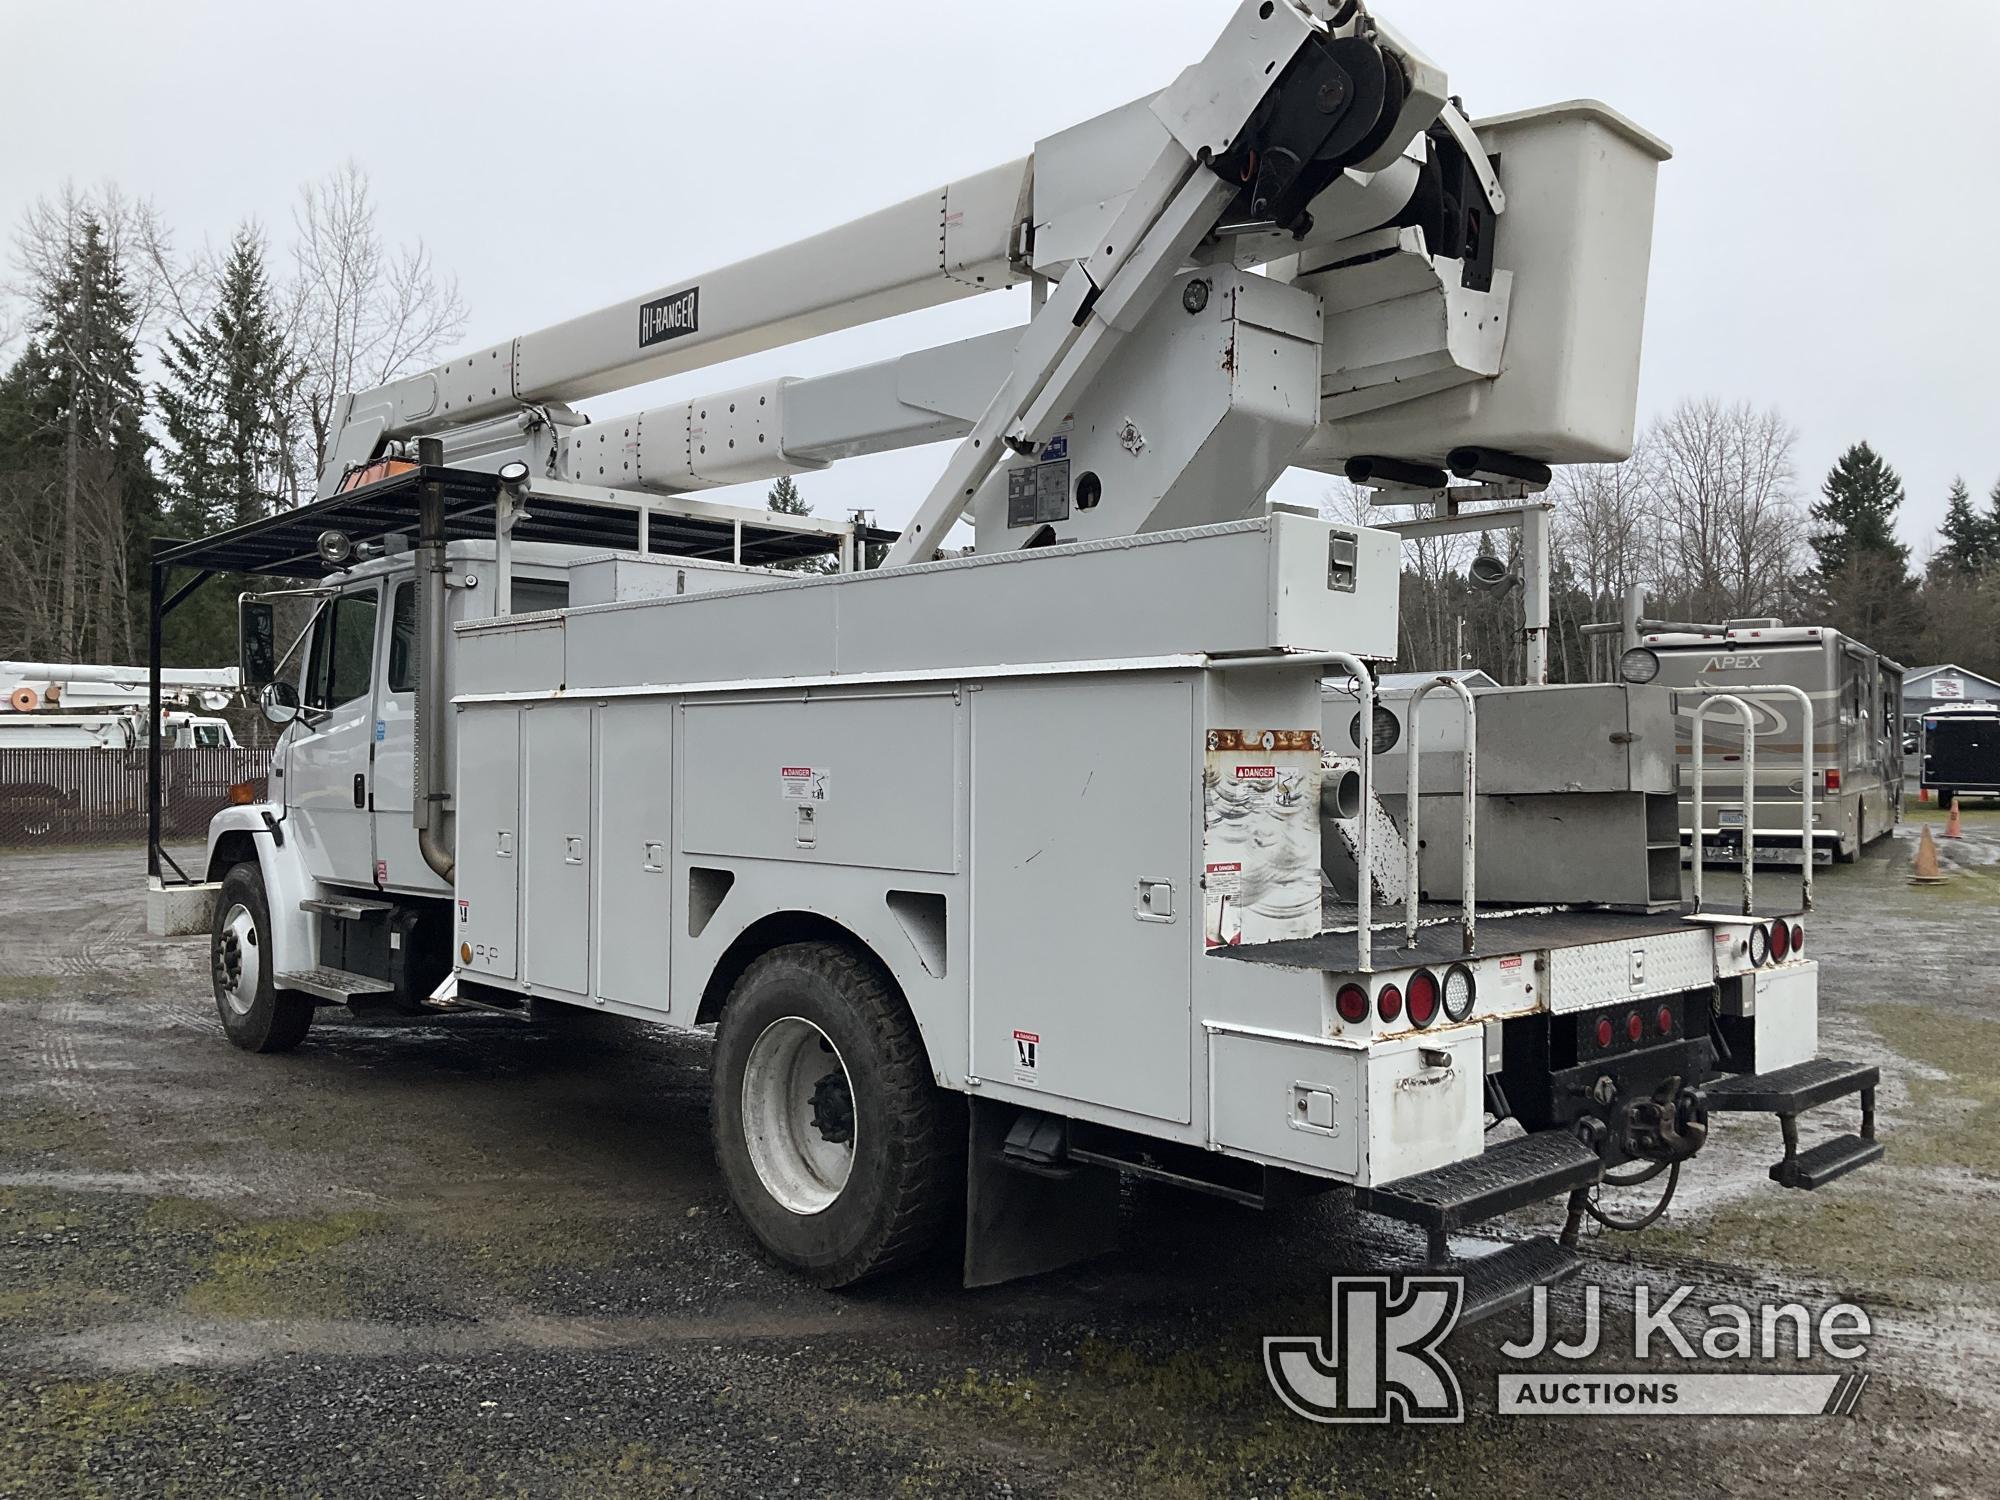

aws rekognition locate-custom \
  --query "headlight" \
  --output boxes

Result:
[1619,646,1661,684]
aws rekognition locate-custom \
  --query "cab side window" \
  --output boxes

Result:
[304,589,380,710]
[388,583,417,694]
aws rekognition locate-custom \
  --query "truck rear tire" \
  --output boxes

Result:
[211,863,315,1054]
[710,941,955,1287]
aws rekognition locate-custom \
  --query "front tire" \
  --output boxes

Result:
[710,942,956,1287]
[211,863,314,1053]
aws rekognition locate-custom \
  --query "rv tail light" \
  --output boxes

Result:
[1406,970,1440,1028]
[1595,1017,1615,1049]
[1657,1005,1675,1036]
[1746,923,1771,966]
[1626,1010,1645,1043]
[1376,984,1404,1024]
[227,781,256,806]
[1335,983,1369,1025]
[1770,918,1791,962]
[1825,769,1842,790]
[1790,921,1804,955]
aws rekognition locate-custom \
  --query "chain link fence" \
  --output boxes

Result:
[0,748,268,849]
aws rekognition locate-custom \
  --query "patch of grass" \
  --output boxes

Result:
[883,1338,1571,1499]
[1863,1002,2000,1178]
[0,1378,217,1498]
[417,1197,622,1296]
[0,1104,122,1166]
[183,1209,386,1318]
[0,975,65,1003]
[141,1195,235,1235]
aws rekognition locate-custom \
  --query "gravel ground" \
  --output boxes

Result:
[2,812,1997,1497]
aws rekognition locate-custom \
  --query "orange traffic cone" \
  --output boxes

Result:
[1910,823,1949,884]
[1919,785,1931,804]
[1946,796,1963,839]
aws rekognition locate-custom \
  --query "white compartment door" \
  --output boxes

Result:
[970,674,1196,1124]
[594,701,675,1014]
[523,703,592,996]
[456,707,520,981]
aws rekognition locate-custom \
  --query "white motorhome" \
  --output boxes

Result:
[1627,620,1903,863]
[149,1,1881,1318]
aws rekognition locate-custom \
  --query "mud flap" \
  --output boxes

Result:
[962,1097,1121,1289]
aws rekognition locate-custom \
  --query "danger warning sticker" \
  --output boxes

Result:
[1013,1029,1040,1087]
[1234,765,1278,780]
[1205,861,1244,897]
[1499,954,1524,971]
[779,766,830,802]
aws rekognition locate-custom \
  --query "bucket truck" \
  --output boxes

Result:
[148,0,1880,1315]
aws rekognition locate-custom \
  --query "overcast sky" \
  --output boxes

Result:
[7,0,1995,556]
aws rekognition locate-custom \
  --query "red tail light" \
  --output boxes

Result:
[1790,921,1804,955]
[1335,983,1369,1025]
[1770,919,1791,962]
[1825,769,1842,790]
[1377,984,1404,1024]
[1406,970,1440,1029]
[1595,1017,1615,1048]
[1626,1010,1644,1043]
[1657,1005,1674,1036]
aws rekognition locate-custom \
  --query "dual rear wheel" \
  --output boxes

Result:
[710,942,959,1287]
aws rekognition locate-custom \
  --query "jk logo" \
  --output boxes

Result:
[1264,1277,1465,1423]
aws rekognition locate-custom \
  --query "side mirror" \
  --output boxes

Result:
[260,680,302,726]
[240,598,278,689]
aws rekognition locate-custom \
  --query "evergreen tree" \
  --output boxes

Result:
[0,212,157,661]
[1809,441,1909,581]
[1937,476,1988,575]
[1987,476,2000,565]
[155,227,298,664]
[765,474,831,573]
[157,226,295,533]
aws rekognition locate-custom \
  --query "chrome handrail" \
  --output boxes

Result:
[1686,694,1757,915]
[1675,683,1815,912]
[1404,676,1478,954]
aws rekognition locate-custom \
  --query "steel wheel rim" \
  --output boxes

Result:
[216,903,261,1016]
[740,1015,856,1215]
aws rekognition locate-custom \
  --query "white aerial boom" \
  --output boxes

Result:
[317,0,1667,571]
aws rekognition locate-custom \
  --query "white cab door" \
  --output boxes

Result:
[284,585,381,887]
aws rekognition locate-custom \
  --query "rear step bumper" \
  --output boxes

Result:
[1355,1129,1603,1233]
[1706,1057,1879,1115]
[1354,1130,1602,1325]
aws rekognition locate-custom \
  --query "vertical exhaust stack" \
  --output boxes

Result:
[413,438,455,882]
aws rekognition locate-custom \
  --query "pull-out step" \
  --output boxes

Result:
[300,895,395,920]
[1355,1129,1603,1232]
[1707,1057,1881,1192]
[1706,1057,1878,1114]
[276,966,396,1002]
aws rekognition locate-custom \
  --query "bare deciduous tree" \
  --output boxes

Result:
[289,162,467,498]
[1644,397,1802,622]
